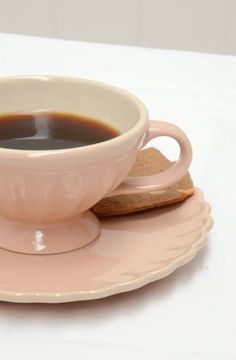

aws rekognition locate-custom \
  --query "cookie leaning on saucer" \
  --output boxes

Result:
[92,148,194,217]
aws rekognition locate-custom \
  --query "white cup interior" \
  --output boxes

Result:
[0,76,147,134]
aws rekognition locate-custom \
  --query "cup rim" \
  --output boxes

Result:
[0,75,149,158]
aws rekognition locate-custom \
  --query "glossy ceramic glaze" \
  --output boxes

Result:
[0,76,192,254]
[0,189,212,303]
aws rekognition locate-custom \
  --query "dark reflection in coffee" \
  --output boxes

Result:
[0,112,120,151]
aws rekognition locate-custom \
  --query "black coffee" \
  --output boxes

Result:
[0,112,120,150]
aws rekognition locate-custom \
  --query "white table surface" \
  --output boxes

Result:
[0,33,236,360]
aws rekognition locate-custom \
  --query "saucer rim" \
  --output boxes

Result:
[0,188,213,303]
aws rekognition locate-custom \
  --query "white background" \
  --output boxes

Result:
[0,0,236,55]
[0,33,236,359]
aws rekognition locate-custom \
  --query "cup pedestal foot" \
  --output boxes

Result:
[0,211,100,255]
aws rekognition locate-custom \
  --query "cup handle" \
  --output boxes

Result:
[109,120,192,196]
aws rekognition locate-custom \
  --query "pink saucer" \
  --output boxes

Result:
[0,188,212,303]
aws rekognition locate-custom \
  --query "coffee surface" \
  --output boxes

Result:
[0,112,119,150]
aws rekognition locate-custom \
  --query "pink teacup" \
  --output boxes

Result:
[0,75,192,254]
